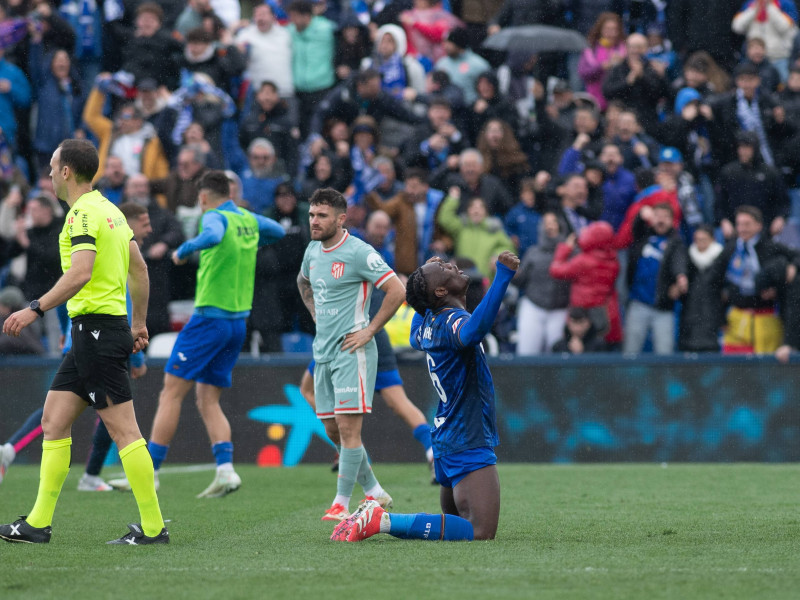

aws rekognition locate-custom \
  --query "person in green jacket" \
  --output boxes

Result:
[437,186,516,278]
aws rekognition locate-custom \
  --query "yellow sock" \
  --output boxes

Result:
[27,438,72,528]
[120,438,165,537]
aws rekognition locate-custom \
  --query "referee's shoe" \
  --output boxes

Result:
[0,517,52,543]
[107,523,169,545]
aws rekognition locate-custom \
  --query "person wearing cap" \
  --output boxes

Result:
[717,130,789,239]
[657,146,705,238]
[706,61,784,169]
[434,27,490,105]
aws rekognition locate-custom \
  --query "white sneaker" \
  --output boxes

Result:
[0,443,16,485]
[77,473,113,492]
[196,469,241,498]
[108,471,159,492]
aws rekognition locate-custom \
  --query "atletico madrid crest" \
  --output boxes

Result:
[331,262,345,279]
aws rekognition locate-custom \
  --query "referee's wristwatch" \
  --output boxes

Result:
[29,299,44,318]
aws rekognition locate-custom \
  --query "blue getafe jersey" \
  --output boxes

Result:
[413,307,499,456]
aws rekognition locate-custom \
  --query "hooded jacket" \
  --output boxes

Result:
[549,221,619,308]
[362,24,426,94]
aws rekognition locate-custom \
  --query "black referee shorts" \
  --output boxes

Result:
[50,314,133,409]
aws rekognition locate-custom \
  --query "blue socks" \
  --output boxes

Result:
[147,441,169,471]
[388,513,474,541]
[212,441,234,467]
[147,441,232,470]
[412,424,432,452]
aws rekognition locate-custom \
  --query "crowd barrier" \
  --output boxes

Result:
[1,353,797,466]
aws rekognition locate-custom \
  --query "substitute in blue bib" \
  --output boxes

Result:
[107,170,285,498]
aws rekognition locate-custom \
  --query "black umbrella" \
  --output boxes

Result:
[482,25,587,54]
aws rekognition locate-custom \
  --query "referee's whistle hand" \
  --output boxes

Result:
[131,325,149,352]
[2,308,37,337]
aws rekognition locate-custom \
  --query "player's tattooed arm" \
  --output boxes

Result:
[297,272,316,322]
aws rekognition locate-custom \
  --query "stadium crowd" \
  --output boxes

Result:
[2,0,800,357]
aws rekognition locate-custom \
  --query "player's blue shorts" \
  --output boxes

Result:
[307,360,402,391]
[166,315,246,388]
[434,446,497,489]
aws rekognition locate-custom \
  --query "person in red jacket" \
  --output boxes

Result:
[613,170,683,250]
[549,221,622,345]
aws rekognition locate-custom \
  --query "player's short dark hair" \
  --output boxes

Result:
[288,0,313,15]
[58,139,99,183]
[735,205,763,224]
[406,267,431,315]
[198,170,231,200]
[309,187,347,213]
[259,80,279,93]
[118,201,148,221]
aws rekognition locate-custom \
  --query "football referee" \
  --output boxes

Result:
[0,139,167,545]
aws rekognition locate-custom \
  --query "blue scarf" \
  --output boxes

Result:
[726,236,761,296]
[736,89,774,166]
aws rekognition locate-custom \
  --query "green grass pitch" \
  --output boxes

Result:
[0,463,798,599]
